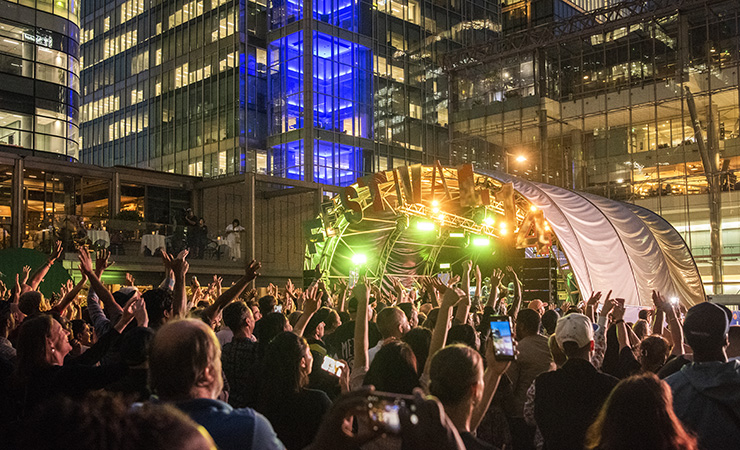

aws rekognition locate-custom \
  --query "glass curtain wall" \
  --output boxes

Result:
[268,0,373,186]
[450,0,740,292]
[80,0,269,177]
[0,8,81,159]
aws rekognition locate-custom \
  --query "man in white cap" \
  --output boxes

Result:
[523,313,618,450]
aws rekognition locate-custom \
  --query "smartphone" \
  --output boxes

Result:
[366,392,416,434]
[273,304,283,313]
[320,355,346,377]
[437,272,450,285]
[468,285,477,298]
[348,270,359,289]
[489,316,516,360]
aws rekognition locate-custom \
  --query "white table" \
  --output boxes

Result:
[140,233,167,255]
[87,229,110,248]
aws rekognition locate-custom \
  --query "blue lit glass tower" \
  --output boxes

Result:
[268,0,373,186]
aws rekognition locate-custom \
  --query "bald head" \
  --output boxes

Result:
[377,307,410,339]
[149,319,222,401]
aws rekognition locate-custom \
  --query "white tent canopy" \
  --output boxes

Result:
[477,169,705,307]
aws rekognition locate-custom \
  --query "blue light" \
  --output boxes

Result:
[269,0,372,186]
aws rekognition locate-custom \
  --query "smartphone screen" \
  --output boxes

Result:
[366,392,415,434]
[468,285,477,298]
[437,272,450,285]
[348,270,359,289]
[320,355,346,377]
[489,316,516,360]
[273,304,283,313]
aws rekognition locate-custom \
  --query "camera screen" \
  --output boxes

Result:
[490,318,515,358]
[367,399,402,434]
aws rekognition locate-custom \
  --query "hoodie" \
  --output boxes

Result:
[665,360,740,450]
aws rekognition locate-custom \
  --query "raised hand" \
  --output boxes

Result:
[166,251,189,279]
[490,268,504,286]
[21,265,31,285]
[95,249,113,276]
[441,286,464,309]
[77,248,94,276]
[612,299,626,321]
[286,278,296,297]
[587,291,603,306]
[430,276,448,295]
[125,272,135,287]
[463,260,473,273]
[484,338,512,376]
[352,277,371,303]
[652,290,666,311]
[50,241,63,262]
[244,260,261,282]
[133,295,148,327]
[303,282,322,314]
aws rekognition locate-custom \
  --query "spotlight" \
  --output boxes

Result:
[416,221,435,231]
[472,237,490,247]
[529,205,537,212]
[439,263,451,269]
[449,231,465,238]
[352,254,367,265]
[482,216,494,226]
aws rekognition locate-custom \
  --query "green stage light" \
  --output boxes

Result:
[352,254,367,265]
[472,237,490,247]
[439,263,451,269]
[449,232,465,238]
[416,221,435,231]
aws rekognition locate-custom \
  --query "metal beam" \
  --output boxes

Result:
[261,186,315,199]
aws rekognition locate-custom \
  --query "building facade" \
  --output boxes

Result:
[448,0,740,293]
[78,0,499,184]
[0,0,81,159]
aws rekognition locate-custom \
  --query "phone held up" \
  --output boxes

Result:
[320,355,346,377]
[366,392,417,435]
[489,315,516,361]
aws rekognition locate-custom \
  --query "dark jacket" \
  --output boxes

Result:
[666,360,740,450]
[176,398,284,450]
[533,358,618,450]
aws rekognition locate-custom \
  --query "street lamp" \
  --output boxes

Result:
[504,152,527,173]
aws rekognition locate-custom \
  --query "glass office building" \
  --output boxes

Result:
[449,0,740,292]
[0,0,81,159]
[79,0,268,176]
[79,0,499,185]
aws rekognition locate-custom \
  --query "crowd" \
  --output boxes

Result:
[0,243,739,450]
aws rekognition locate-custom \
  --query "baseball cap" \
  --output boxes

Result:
[683,302,731,348]
[528,299,548,312]
[113,286,139,307]
[555,313,593,348]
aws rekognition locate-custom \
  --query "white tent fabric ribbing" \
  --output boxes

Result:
[476,169,705,307]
